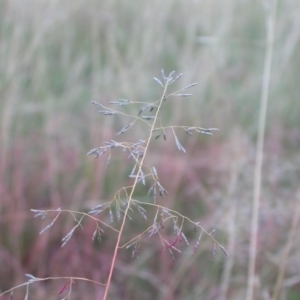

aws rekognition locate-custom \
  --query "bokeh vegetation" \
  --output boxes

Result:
[0,0,300,299]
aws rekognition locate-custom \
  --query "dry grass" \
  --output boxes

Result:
[1,0,300,299]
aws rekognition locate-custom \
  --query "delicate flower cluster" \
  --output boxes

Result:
[1,70,228,300]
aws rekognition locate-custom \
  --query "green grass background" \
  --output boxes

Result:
[1,0,300,299]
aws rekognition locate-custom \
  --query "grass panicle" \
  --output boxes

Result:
[0,71,224,300]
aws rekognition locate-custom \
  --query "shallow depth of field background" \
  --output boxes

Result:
[1,0,300,299]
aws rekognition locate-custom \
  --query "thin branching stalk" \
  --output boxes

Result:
[1,71,221,299]
[102,83,169,300]
[0,276,106,297]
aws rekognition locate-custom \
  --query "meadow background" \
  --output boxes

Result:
[1,0,300,299]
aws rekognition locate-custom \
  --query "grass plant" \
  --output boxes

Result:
[1,0,300,299]
[246,2,278,299]
[0,71,225,299]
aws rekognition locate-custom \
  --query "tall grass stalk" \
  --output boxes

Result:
[246,1,278,299]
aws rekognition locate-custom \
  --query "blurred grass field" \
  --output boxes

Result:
[1,0,300,299]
